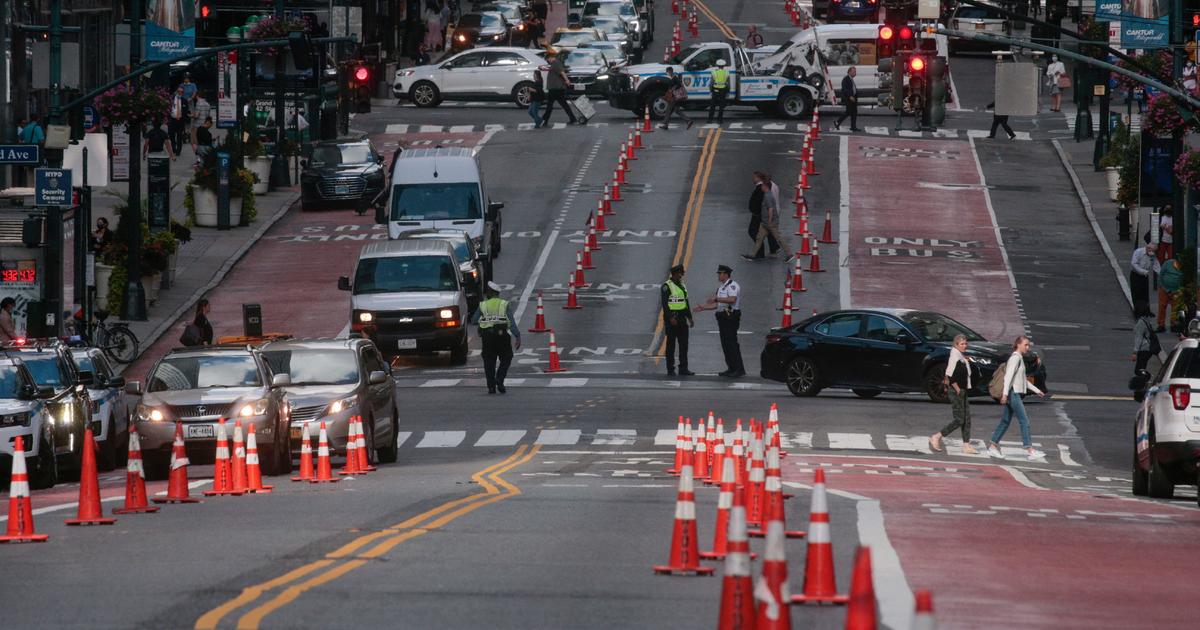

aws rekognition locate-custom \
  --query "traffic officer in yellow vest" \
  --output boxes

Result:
[707,59,730,125]
[471,281,521,394]
[661,264,694,376]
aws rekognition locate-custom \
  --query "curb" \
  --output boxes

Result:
[116,191,300,374]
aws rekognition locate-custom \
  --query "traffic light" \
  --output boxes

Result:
[877,57,893,108]
[877,25,896,59]
[196,3,221,46]
[928,56,947,126]
[346,62,373,113]
[353,65,370,83]
[897,25,916,53]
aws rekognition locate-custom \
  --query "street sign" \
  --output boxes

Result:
[34,168,72,207]
[82,105,98,132]
[147,157,171,230]
[0,145,41,164]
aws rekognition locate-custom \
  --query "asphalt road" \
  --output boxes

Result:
[4,2,1199,629]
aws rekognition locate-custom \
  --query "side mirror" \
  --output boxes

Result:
[375,205,387,225]
[125,381,142,396]
[77,370,95,387]
[338,276,352,291]
[271,374,292,388]
[106,376,126,389]
[17,384,36,400]
[894,333,915,346]
[36,386,55,399]
[368,370,387,385]
[488,201,505,212]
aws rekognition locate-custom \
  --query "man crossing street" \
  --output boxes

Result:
[694,264,745,377]
[834,66,860,131]
[661,264,694,376]
[472,281,521,394]
[707,59,730,124]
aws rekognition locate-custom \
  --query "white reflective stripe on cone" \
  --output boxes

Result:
[678,465,694,492]
[9,479,29,497]
[675,499,696,521]
[215,446,229,458]
[807,521,831,544]
[811,483,828,514]
[718,490,733,509]
[170,452,189,470]
[755,577,781,620]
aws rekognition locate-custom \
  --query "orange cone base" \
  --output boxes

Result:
[151,496,201,504]
[818,239,836,244]
[64,515,117,525]
[562,304,582,310]
[528,325,550,333]
[700,550,758,560]
[309,477,342,484]
[543,365,568,373]
[112,505,160,515]
[748,528,806,538]
[203,489,245,496]
[792,593,849,605]
[0,533,48,543]
[290,476,311,482]
[246,485,275,493]
[652,564,715,576]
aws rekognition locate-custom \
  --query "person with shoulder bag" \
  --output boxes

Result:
[929,334,979,454]
[179,299,213,346]
[986,336,1046,461]
[1131,301,1160,373]
[658,67,693,131]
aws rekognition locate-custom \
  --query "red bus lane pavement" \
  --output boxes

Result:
[846,136,1024,341]
[784,454,1200,628]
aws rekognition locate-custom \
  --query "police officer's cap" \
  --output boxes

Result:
[487,281,502,292]
[716,59,727,67]
[670,264,685,275]
[717,264,733,275]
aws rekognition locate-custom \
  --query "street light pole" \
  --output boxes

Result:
[121,0,147,321]
[270,0,290,188]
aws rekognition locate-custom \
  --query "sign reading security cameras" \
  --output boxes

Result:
[35,168,73,208]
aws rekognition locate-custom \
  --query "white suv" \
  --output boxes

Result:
[394,47,545,109]
[1133,336,1200,503]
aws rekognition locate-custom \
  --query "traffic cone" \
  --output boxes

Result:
[643,109,654,133]
[581,242,596,271]
[587,222,601,251]
[292,422,314,482]
[626,133,638,160]
[844,547,878,629]
[808,242,825,273]
[750,432,804,538]
[745,424,766,528]
[311,421,341,484]
[700,457,735,559]
[780,291,793,328]
[799,231,812,255]
[205,419,243,496]
[672,0,678,14]
[65,428,118,524]
[245,424,274,493]
[769,403,788,459]
[708,419,726,484]
[528,292,550,332]
[705,412,717,470]
[789,257,806,292]
[731,419,746,486]
[563,276,582,310]
[634,127,644,149]
[574,251,587,287]
[611,175,623,201]
[912,590,936,630]
[619,147,630,175]
[663,45,673,63]
[603,184,616,214]
[151,422,201,504]
[545,329,567,372]
[356,417,377,473]
[805,139,818,176]
[230,420,248,494]
[818,211,836,244]
[615,157,626,184]
[755,517,794,630]
[668,416,687,475]
[113,423,159,514]
[340,418,362,476]
[811,110,821,141]
[653,461,714,576]
[693,420,709,482]
[595,199,607,231]
[799,166,810,190]
[689,9,699,37]
[791,467,848,605]
[716,476,755,628]
[0,437,48,543]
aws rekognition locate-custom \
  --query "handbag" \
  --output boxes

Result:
[671,85,688,101]
[1057,75,1071,89]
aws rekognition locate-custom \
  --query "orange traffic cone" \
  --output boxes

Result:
[311,421,342,484]
[844,547,878,629]
[292,422,314,482]
[152,422,201,504]
[731,419,746,486]
[791,257,806,292]
[611,175,623,201]
[230,420,248,494]
[707,419,727,486]
[791,467,848,605]
[689,8,699,37]
[672,0,678,14]
[780,291,793,328]
[693,420,709,482]
[545,329,567,372]
[66,428,117,524]
[113,423,159,514]
[634,127,645,149]
[912,590,936,630]
[643,110,654,133]
[805,139,818,176]
[811,110,821,141]
[794,190,809,220]
[205,419,243,496]
[615,158,626,184]
[705,412,717,470]
[245,424,273,493]
[626,133,638,160]
[587,221,601,251]
[799,230,812,254]
[745,424,766,528]
[668,416,687,475]
[750,432,804,538]
[800,166,810,190]
[769,403,788,459]
[0,436,48,543]
[808,242,825,273]
[653,461,714,576]
[582,242,596,270]
[619,148,630,176]
[700,457,735,559]
[563,275,582,310]
[340,419,362,476]
[356,417,376,473]
[529,292,551,332]
[755,516,794,630]
[596,200,608,231]
[716,476,755,628]
[818,211,836,244]
[574,251,587,287]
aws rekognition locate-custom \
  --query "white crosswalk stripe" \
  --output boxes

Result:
[1064,111,1140,133]
[593,429,637,445]
[475,430,526,447]
[828,432,875,450]
[420,379,461,388]
[537,429,582,444]
[417,431,466,448]
[654,429,677,446]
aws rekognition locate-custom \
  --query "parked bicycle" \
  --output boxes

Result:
[66,309,140,364]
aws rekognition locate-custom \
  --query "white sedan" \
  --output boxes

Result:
[394,47,546,109]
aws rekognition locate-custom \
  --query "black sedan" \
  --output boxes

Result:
[450,12,514,51]
[300,139,388,213]
[760,308,1044,402]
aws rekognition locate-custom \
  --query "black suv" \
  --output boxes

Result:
[2,341,95,477]
[300,138,389,214]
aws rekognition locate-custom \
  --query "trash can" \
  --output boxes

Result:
[242,303,263,337]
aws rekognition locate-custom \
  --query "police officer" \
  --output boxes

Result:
[472,281,521,394]
[694,264,745,377]
[661,264,694,376]
[708,59,730,125]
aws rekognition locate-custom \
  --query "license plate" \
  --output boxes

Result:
[397,339,417,349]
[975,22,986,29]
[186,423,215,439]
[335,185,350,195]
[290,426,303,440]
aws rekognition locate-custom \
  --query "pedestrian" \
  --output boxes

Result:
[1046,54,1066,112]
[1130,242,1160,307]
[14,117,26,141]
[528,14,545,48]
[180,72,198,104]
[743,173,792,261]
[471,281,521,394]
[414,43,432,66]
[661,264,694,376]
[746,25,764,47]
[985,101,1016,139]
[1157,205,1174,262]
[1158,255,1182,332]
[539,50,579,127]
[144,118,175,160]
[929,334,979,455]
[168,85,189,157]
[745,172,780,258]
[193,116,214,167]
[533,0,549,21]
[193,299,214,346]
[91,217,114,254]
[659,67,693,130]
[986,336,1046,461]
[834,66,859,131]
[707,59,730,124]
[1184,59,1197,95]
[192,92,213,145]
[0,297,17,342]
[1131,301,1160,373]
[528,66,544,125]
[693,264,745,377]
[424,2,443,52]
[19,117,43,145]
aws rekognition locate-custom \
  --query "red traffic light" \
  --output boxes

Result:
[1193,13,1199,27]
[879,25,895,40]
[909,56,926,72]
[200,4,212,18]
[899,25,914,40]
[353,66,370,83]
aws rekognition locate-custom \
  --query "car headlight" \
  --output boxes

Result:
[136,404,165,422]
[597,74,610,80]
[359,311,374,323]
[239,399,270,417]
[439,308,455,320]
[397,69,415,77]
[326,395,358,416]
[457,34,467,42]
[0,413,30,427]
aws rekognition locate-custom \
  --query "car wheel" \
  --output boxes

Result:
[30,434,58,490]
[450,338,469,366]
[1131,443,1149,496]
[785,357,821,397]
[777,89,813,120]
[1147,437,1174,498]
[98,418,117,472]
[924,363,950,403]
[852,389,881,399]
[644,87,669,120]
[378,410,400,464]
[409,81,441,108]
[512,81,536,108]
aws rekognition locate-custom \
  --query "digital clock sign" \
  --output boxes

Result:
[0,260,37,286]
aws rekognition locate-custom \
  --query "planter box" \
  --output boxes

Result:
[193,188,244,227]
[247,157,272,195]
[1105,167,1120,201]
[94,263,113,308]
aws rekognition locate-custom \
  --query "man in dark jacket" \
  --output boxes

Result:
[834,67,860,131]
[661,264,694,376]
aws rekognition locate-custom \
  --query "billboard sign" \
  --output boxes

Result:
[145,0,195,61]
[1096,0,1168,49]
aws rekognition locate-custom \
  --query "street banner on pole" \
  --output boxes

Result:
[145,0,196,61]
[1095,0,1167,49]
[217,51,238,129]
[112,124,130,181]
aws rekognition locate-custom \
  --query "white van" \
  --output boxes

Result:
[757,24,949,98]
[377,147,503,259]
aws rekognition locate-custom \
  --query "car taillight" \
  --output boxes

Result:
[1170,384,1191,410]
[766,335,782,344]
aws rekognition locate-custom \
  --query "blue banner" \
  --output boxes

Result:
[1096,0,1169,49]
[145,0,195,61]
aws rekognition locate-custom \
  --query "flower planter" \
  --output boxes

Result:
[247,157,272,195]
[94,263,113,307]
[1105,167,1120,201]
[192,188,244,227]
[142,273,162,306]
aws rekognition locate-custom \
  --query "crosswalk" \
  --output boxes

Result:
[394,427,1084,466]
[380,121,1034,140]
[397,375,787,391]
[1063,111,1141,134]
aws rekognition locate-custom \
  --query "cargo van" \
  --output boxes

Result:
[756,24,949,99]
[377,147,503,260]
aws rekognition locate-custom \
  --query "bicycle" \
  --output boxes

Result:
[70,309,140,364]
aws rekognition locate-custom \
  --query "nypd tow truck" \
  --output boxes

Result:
[607,39,828,119]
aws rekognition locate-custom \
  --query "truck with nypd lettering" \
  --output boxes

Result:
[607,39,829,120]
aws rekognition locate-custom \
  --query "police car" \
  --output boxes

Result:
[1133,323,1200,504]
[71,348,130,472]
[0,356,60,489]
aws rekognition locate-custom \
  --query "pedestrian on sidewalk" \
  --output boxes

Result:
[539,50,579,128]
[1131,301,1160,373]
[144,118,175,161]
[694,264,745,377]
[743,175,792,261]
[193,117,214,167]
[1157,205,1174,262]
[929,334,978,454]
[528,66,544,125]
[168,86,190,158]
[834,67,859,131]
[661,264,694,376]
[192,93,212,146]
[1130,242,1160,306]
[471,281,520,394]
[986,336,1046,461]
[91,217,114,255]
[985,101,1016,139]
[1046,55,1066,112]
[423,2,444,51]
[0,298,18,342]
[1158,255,1182,332]
[659,67,693,130]
[180,299,214,347]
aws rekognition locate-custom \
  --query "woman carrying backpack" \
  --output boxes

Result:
[986,335,1046,461]
[1131,301,1160,373]
[180,299,213,346]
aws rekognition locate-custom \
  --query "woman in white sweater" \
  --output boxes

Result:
[987,336,1046,461]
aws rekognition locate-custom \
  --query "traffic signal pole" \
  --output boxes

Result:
[270,0,290,190]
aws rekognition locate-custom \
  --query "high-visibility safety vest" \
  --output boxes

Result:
[710,68,729,90]
[666,280,688,311]
[478,298,510,331]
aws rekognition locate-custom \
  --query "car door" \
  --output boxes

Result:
[857,314,925,389]
[439,51,488,96]
[361,345,393,433]
[807,313,864,387]
[481,51,527,95]
[680,46,731,98]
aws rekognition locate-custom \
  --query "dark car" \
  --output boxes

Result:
[760,308,1045,402]
[300,139,388,213]
[451,12,514,51]
[476,2,532,45]
[827,0,879,22]
[563,48,617,97]
[4,341,95,476]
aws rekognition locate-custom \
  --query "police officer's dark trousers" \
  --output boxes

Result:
[708,88,728,123]
[665,319,689,372]
[481,331,513,390]
[716,310,744,373]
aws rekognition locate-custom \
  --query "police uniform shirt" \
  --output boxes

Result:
[717,279,740,311]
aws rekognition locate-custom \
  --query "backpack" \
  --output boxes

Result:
[179,323,202,346]
[988,360,1008,401]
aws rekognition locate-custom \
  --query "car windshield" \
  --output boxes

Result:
[458,14,496,27]
[956,6,1006,19]
[353,255,459,294]
[0,365,23,398]
[390,182,482,221]
[21,356,68,389]
[567,50,607,66]
[587,43,626,61]
[263,350,359,386]
[407,236,472,263]
[148,355,263,391]
[671,44,702,64]
[310,144,373,167]
[554,31,597,46]
[899,312,986,342]
[586,2,635,17]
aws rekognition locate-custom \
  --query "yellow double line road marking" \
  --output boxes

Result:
[690,0,737,39]
[195,445,540,630]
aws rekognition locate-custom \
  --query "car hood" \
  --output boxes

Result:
[567,64,607,74]
[142,387,266,407]
[283,384,359,408]
[622,62,677,76]
[353,292,461,311]
[304,164,379,177]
